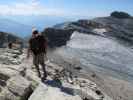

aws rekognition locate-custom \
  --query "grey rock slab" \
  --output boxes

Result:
[7,75,32,97]
[62,80,104,100]
[0,88,21,100]
[25,69,41,89]
[29,83,82,100]
[0,65,19,78]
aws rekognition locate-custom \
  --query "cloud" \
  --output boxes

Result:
[0,0,109,17]
[0,0,65,16]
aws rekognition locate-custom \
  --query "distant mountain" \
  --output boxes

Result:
[0,15,74,37]
[0,31,23,47]
[1,15,73,31]
[0,18,32,37]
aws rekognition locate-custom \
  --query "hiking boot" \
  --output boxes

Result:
[41,77,47,83]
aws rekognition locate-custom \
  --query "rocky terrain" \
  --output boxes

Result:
[0,15,133,100]
[43,16,133,47]
[41,16,133,100]
[0,48,113,100]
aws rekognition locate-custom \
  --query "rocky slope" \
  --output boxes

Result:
[43,28,73,47]
[42,16,133,100]
[42,17,133,82]
[43,16,133,47]
[0,49,112,100]
[0,31,23,48]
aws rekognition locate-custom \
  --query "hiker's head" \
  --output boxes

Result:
[32,28,39,37]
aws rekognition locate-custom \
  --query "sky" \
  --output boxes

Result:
[0,0,132,18]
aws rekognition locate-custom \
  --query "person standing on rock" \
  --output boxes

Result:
[27,28,48,82]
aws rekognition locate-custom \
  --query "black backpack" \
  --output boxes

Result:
[29,35,47,55]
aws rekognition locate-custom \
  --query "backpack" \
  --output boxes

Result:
[29,35,47,55]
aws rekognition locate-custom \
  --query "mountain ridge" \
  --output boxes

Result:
[0,31,23,48]
[43,16,133,48]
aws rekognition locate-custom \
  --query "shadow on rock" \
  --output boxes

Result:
[61,87,75,95]
[44,79,75,96]
[45,79,62,88]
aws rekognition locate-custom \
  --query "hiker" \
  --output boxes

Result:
[27,28,47,82]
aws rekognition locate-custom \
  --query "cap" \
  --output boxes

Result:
[32,27,37,33]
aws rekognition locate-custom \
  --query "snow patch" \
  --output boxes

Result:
[92,28,107,36]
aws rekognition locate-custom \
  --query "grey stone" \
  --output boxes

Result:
[0,88,21,100]
[29,83,82,100]
[7,75,32,97]
[0,65,19,78]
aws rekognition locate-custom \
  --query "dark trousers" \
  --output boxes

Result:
[33,53,47,79]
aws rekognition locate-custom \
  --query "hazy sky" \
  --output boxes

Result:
[0,0,132,17]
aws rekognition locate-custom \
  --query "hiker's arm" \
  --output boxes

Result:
[27,47,31,58]
[27,40,31,58]
[44,37,48,54]
[42,35,48,54]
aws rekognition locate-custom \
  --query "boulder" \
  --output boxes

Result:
[25,69,41,89]
[0,66,19,79]
[62,78,104,100]
[0,49,24,65]
[0,88,21,100]
[29,83,82,100]
[7,75,32,98]
[42,28,73,47]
